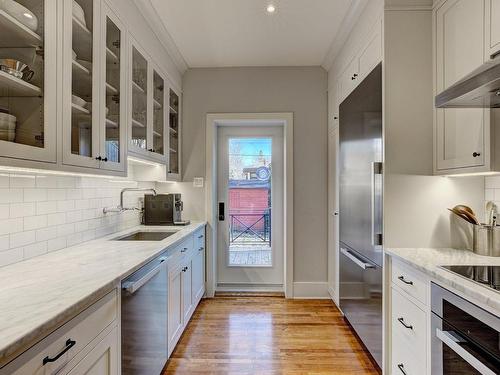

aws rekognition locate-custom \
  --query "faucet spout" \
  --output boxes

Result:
[103,188,157,214]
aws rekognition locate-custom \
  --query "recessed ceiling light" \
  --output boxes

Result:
[266,4,276,13]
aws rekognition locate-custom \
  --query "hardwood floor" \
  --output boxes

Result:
[163,296,380,375]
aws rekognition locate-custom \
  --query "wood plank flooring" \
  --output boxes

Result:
[163,296,380,375]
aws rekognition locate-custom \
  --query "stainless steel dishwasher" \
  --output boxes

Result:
[121,254,168,374]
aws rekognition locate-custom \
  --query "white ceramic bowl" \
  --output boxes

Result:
[72,0,86,27]
[0,0,38,32]
[72,95,86,108]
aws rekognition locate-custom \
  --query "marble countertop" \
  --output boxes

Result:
[0,221,206,366]
[385,247,500,314]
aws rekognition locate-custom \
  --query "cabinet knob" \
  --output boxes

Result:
[181,247,187,253]
[102,157,108,162]
[351,73,358,80]
[199,247,204,251]
[95,156,102,161]
[472,152,481,157]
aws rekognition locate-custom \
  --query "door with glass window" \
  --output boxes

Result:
[217,126,284,289]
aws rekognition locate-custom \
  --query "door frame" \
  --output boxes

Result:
[205,113,294,298]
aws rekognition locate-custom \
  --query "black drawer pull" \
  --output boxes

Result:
[181,247,188,253]
[198,235,204,239]
[398,317,413,330]
[199,247,204,251]
[397,363,407,375]
[43,339,76,365]
[398,275,413,285]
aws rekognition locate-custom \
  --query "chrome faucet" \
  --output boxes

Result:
[103,188,157,214]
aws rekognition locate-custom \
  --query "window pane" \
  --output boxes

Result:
[228,137,272,267]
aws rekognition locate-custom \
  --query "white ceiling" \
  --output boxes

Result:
[148,0,357,68]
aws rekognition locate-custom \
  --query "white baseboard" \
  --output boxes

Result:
[216,283,283,293]
[292,282,330,299]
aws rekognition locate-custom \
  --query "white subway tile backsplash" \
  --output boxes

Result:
[24,215,48,231]
[24,188,48,202]
[0,218,24,236]
[0,248,23,267]
[10,230,36,248]
[10,175,36,188]
[10,202,36,218]
[23,242,47,259]
[0,189,23,204]
[0,173,151,267]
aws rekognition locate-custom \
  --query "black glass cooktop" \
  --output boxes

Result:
[441,265,500,291]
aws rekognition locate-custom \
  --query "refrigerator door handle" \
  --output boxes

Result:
[340,247,376,269]
[371,162,383,246]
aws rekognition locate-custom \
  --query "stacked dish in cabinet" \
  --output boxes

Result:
[0,0,44,147]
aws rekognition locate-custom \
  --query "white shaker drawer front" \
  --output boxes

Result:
[194,228,205,252]
[391,288,427,375]
[2,290,117,375]
[391,259,427,304]
[168,236,194,269]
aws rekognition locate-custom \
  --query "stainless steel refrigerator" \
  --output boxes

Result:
[339,63,383,368]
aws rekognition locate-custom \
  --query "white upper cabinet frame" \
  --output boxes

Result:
[99,2,127,172]
[167,83,181,180]
[0,0,57,163]
[485,0,500,60]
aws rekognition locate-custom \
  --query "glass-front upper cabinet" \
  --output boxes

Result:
[63,0,126,172]
[0,0,56,163]
[63,0,99,168]
[168,88,180,178]
[152,69,165,157]
[130,43,148,154]
[100,3,126,172]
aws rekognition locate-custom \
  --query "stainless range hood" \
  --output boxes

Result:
[435,57,500,108]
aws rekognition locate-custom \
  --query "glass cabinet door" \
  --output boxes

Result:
[64,0,99,168]
[152,69,165,156]
[100,5,125,171]
[130,45,148,153]
[168,88,180,176]
[0,0,56,162]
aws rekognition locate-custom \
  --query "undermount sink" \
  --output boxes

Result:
[113,231,178,241]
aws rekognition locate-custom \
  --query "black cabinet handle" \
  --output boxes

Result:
[199,247,204,251]
[397,363,407,375]
[351,73,358,80]
[398,317,413,330]
[43,339,76,365]
[181,247,188,253]
[473,152,481,157]
[102,157,108,162]
[198,235,204,239]
[95,156,102,161]
[398,275,413,285]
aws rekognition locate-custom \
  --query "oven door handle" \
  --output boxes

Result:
[436,329,496,375]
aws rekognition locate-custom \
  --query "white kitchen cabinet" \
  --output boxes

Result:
[337,19,382,104]
[62,0,127,173]
[1,290,118,375]
[0,0,57,163]
[128,39,168,164]
[434,0,496,174]
[65,326,118,375]
[485,0,500,59]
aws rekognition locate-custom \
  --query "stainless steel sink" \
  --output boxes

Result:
[113,231,178,241]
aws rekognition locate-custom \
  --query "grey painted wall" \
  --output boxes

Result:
[180,66,328,282]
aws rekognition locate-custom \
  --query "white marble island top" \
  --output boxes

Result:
[0,221,205,366]
[385,247,500,314]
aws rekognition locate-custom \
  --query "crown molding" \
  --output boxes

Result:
[135,0,189,74]
[321,0,369,71]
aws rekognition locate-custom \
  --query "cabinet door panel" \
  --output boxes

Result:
[486,0,500,58]
[358,22,382,81]
[65,326,118,375]
[168,265,183,356]
[192,248,205,304]
[0,0,57,163]
[182,261,193,323]
[129,42,149,156]
[100,4,126,172]
[63,0,100,169]
[436,108,486,170]
[168,88,180,177]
